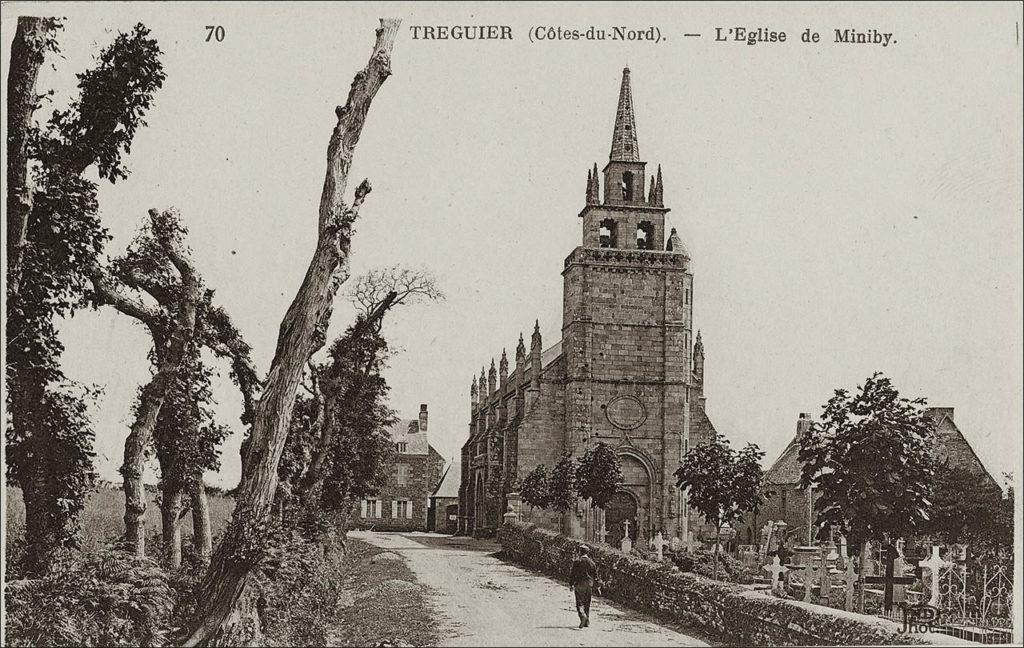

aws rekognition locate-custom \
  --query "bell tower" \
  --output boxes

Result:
[581,68,668,251]
[564,68,694,541]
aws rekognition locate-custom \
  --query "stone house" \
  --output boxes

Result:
[459,68,721,546]
[428,461,460,533]
[736,407,1002,547]
[355,404,445,531]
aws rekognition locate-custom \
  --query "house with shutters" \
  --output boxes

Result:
[355,404,446,531]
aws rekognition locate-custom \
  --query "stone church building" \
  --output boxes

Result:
[459,69,720,546]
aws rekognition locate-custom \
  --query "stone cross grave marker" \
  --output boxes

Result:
[652,532,669,562]
[762,555,788,596]
[620,520,632,554]
[818,547,832,598]
[832,559,857,612]
[799,563,817,602]
[919,546,951,608]
[865,543,916,612]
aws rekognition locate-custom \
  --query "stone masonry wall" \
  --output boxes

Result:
[498,521,958,646]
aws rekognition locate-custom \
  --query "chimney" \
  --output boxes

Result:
[796,412,813,437]
[418,403,428,433]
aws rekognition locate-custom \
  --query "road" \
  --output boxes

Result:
[349,530,711,647]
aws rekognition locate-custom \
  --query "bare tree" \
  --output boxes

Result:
[346,265,444,317]
[182,19,401,645]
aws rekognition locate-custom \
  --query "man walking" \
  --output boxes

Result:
[569,544,598,628]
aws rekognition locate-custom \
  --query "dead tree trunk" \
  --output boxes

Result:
[191,480,213,563]
[162,487,185,568]
[181,18,400,646]
[6,16,47,296]
[89,208,201,557]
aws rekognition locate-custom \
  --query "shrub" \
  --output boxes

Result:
[5,548,174,647]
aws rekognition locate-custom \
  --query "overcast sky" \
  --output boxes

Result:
[3,2,1022,489]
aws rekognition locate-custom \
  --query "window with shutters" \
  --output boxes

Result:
[365,499,379,518]
[397,499,410,519]
[396,442,408,453]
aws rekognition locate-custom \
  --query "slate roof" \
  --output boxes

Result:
[432,461,460,499]
[388,418,429,455]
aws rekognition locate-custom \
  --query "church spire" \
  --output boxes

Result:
[609,68,639,162]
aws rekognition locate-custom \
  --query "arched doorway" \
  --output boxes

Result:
[605,490,638,548]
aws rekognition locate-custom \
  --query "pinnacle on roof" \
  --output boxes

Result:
[610,68,639,162]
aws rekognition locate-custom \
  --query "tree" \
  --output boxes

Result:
[89,208,201,557]
[151,346,231,568]
[921,460,1008,552]
[798,371,935,612]
[520,465,551,510]
[5,19,165,573]
[182,20,401,644]
[549,454,577,514]
[675,433,767,580]
[575,442,623,510]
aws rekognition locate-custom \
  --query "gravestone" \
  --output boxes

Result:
[919,546,951,608]
[620,519,632,554]
[818,547,832,598]
[799,563,817,602]
[833,560,857,612]
[864,543,916,612]
[671,536,681,553]
[652,532,669,562]
[596,520,608,545]
[762,555,788,596]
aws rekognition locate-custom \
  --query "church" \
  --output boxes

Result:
[458,69,720,546]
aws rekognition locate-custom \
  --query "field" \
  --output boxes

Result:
[4,485,235,557]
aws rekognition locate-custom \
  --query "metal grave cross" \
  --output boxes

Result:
[919,546,952,608]
[864,544,916,612]
[762,555,788,595]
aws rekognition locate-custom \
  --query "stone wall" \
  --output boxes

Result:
[498,521,956,646]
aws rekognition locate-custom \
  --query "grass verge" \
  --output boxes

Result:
[329,537,439,647]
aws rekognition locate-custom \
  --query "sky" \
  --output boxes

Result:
[2,2,1022,490]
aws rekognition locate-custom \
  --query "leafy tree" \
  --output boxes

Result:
[798,371,935,611]
[5,19,165,573]
[549,454,577,514]
[675,433,767,580]
[520,465,552,510]
[921,460,1008,553]
[575,442,623,509]
[151,345,231,568]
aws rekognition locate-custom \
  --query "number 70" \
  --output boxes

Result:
[205,26,225,42]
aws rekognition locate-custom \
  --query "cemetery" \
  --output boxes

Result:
[499,503,1014,645]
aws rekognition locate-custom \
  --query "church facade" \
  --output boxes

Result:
[458,69,719,546]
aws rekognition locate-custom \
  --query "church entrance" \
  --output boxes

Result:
[604,490,638,548]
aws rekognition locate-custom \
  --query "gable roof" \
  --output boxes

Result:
[432,460,460,499]
[764,436,803,485]
[388,418,429,454]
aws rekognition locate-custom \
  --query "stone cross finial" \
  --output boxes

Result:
[763,556,788,595]
[920,546,951,608]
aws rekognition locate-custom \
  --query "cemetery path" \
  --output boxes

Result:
[349,530,711,647]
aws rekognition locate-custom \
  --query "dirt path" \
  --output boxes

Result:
[349,530,710,647]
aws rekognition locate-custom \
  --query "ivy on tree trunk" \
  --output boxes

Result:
[181,19,401,645]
